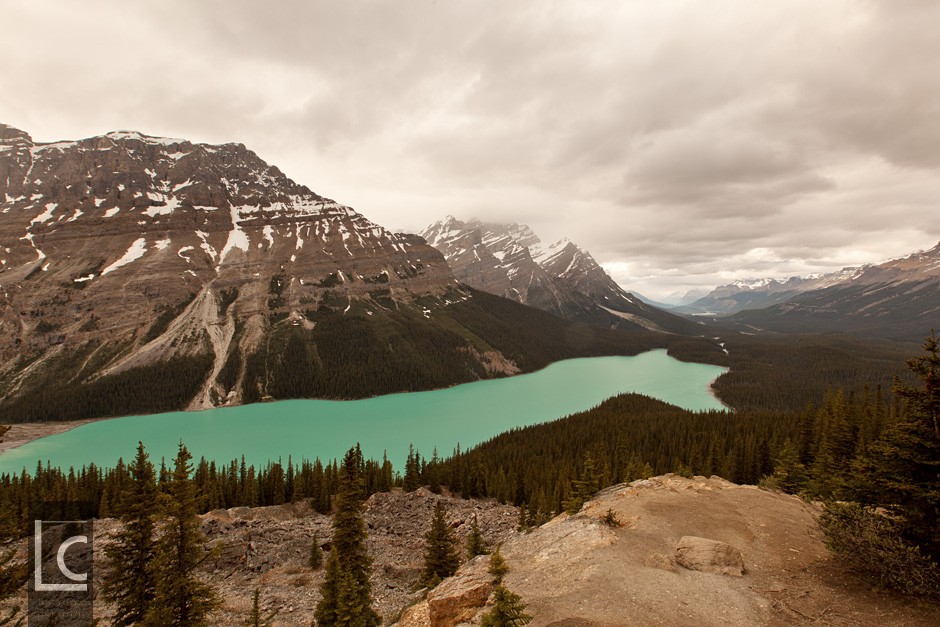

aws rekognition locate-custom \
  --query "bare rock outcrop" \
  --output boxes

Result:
[426,555,493,627]
[396,474,940,627]
[675,536,745,576]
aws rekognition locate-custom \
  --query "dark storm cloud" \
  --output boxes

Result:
[1,0,937,300]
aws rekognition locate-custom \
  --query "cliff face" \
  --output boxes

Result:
[397,475,939,627]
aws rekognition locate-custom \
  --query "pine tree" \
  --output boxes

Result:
[101,441,159,626]
[849,334,940,560]
[428,448,441,494]
[563,452,600,514]
[246,588,276,626]
[315,550,342,626]
[466,514,487,559]
[310,532,323,570]
[144,443,220,626]
[421,501,460,587]
[488,546,508,583]
[769,438,808,493]
[403,445,420,492]
[480,585,532,627]
[314,447,380,627]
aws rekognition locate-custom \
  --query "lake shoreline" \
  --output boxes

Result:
[0,351,729,474]
[0,418,102,459]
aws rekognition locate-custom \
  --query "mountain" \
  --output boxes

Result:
[674,287,710,306]
[421,216,700,334]
[0,124,663,422]
[673,270,860,316]
[632,291,681,310]
[729,242,940,341]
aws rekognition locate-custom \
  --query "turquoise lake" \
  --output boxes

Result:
[0,350,727,475]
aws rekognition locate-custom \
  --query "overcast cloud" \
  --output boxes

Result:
[2,0,938,300]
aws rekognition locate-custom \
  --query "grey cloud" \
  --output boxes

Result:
[2,0,938,300]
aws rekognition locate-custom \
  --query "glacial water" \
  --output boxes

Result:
[0,350,727,474]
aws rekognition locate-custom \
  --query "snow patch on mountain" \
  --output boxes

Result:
[220,206,251,263]
[102,238,147,275]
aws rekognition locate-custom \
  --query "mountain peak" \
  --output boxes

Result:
[421,217,699,334]
[104,129,187,144]
[0,123,32,145]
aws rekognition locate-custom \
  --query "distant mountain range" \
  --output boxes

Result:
[0,124,666,422]
[670,243,940,341]
[728,243,940,341]
[421,217,699,335]
[673,270,862,316]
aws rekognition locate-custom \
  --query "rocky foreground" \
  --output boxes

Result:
[397,475,939,627]
[4,476,938,626]
[0,487,518,625]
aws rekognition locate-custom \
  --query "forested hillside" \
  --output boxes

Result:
[0,288,668,423]
[667,333,917,411]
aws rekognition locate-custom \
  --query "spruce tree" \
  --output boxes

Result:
[314,447,380,627]
[466,514,488,559]
[144,443,220,626]
[101,442,159,626]
[421,501,460,587]
[480,585,532,627]
[310,532,323,570]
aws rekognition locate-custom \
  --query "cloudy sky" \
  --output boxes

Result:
[2,0,938,301]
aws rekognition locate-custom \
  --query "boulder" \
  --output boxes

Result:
[426,558,493,627]
[675,536,744,576]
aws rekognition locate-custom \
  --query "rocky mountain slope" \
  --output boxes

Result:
[398,475,939,627]
[0,124,665,422]
[421,216,699,334]
[728,242,940,341]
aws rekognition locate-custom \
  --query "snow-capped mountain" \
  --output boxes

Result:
[674,269,861,316]
[728,243,940,341]
[0,124,667,421]
[421,216,699,334]
[676,242,940,323]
